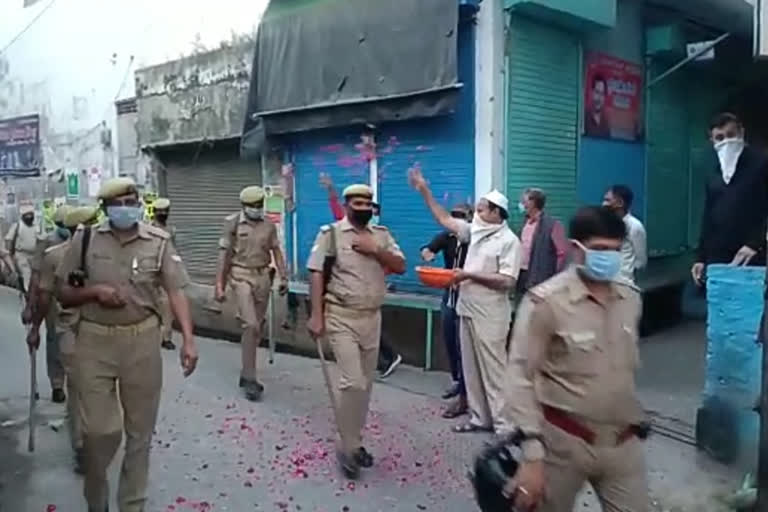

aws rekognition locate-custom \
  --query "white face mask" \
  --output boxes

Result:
[714,138,745,184]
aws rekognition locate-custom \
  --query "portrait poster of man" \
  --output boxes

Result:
[584,52,644,142]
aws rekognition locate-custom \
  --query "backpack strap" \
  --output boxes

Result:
[322,223,338,288]
[9,222,19,257]
[80,226,92,278]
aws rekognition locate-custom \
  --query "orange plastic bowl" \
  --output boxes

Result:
[415,266,456,289]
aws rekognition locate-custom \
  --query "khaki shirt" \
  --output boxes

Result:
[38,241,79,333]
[219,212,278,272]
[306,218,404,311]
[153,220,177,245]
[31,230,68,272]
[455,221,522,319]
[5,222,39,255]
[506,267,644,457]
[56,221,190,326]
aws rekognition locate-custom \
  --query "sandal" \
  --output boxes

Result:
[442,398,468,419]
[453,422,492,434]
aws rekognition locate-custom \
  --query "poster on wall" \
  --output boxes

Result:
[583,53,643,141]
[0,114,41,177]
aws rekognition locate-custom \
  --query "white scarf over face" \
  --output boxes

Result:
[715,138,745,184]
[470,215,505,242]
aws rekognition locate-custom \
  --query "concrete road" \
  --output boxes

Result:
[0,287,742,512]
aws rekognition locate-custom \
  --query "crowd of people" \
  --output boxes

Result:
[3,110,767,512]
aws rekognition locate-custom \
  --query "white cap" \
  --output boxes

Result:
[482,189,509,212]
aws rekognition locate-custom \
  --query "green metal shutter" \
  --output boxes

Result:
[646,62,689,256]
[686,71,724,249]
[506,16,579,224]
[164,152,261,282]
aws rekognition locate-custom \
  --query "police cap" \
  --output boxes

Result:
[154,197,171,210]
[53,204,72,224]
[98,177,138,200]
[64,206,99,228]
[342,184,373,199]
[239,186,264,204]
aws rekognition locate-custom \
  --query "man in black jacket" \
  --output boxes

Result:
[421,204,471,418]
[692,113,768,286]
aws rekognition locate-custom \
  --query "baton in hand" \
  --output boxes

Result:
[28,342,37,453]
[314,333,344,447]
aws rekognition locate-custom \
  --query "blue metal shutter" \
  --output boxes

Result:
[506,16,579,226]
[646,62,688,256]
[290,127,370,280]
[376,22,476,292]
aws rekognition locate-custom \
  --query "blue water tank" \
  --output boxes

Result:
[699,264,764,468]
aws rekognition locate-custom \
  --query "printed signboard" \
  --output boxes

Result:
[583,53,644,142]
[0,114,42,177]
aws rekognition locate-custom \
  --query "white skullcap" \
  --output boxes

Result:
[482,189,509,212]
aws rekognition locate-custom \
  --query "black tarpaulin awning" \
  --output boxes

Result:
[242,0,460,156]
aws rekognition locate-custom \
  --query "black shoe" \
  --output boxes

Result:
[337,451,360,480]
[239,377,246,388]
[161,339,176,350]
[74,449,85,475]
[380,354,402,379]
[354,447,374,468]
[52,388,66,403]
[243,380,264,402]
[442,383,460,400]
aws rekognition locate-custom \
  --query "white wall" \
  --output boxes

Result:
[0,0,268,175]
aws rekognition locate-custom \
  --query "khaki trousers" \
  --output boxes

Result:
[230,272,271,380]
[325,304,380,457]
[459,316,510,432]
[58,328,83,452]
[158,291,173,342]
[76,317,163,512]
[45,311,65,389]
[540,421,649,512]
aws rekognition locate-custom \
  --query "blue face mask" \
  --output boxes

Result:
[107,206,143,230]
[576,242,621,282]
[56,226,71,240]
[518,202,526,214]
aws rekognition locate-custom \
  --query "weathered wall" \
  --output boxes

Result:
[0,0,267,193]
[134,44,254,147]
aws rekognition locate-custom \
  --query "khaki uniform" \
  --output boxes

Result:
[152,221,177,343]
[38,240,82,451]
[31,230,69,389]
[56,221,189,512]
[5,220,38,291]
[306,218,404,456]
[455,221,521,433]
[219,212,278,381]
[506,268,648,512]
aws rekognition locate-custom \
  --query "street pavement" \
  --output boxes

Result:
[0,286,744,512]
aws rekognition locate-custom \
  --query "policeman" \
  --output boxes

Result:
[504,206,649,512]
[152,197,177,350]
[306,184,406,479]
[6,202,39,294]
[24,204,72,402]
[26,205,99,473]
[56,177,198,512]
[215,185,288,402]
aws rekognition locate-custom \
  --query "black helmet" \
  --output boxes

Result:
[469,431,525,512]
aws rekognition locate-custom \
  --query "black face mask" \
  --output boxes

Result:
[349,208,373,226]
[21,215,34,226]
[155,213,169,223]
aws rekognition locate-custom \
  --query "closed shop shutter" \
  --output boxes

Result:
[646,62,688,256]
[686,71,725,249]
[163,146,261,282]
[506,16,579,225]
[289,21,475,292]
[290,127,371,281]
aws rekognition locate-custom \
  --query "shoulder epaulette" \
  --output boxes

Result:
[224,212,239,222]
[145,224,171,240]
[372,224,389,231]
[529,271,571,299]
